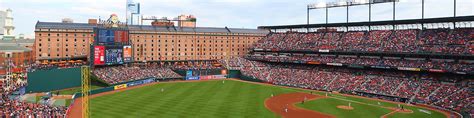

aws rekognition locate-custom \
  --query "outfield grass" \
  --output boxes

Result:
[297,93,446,118]
[89,80,447,118]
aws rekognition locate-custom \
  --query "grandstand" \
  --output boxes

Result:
[243,16,473,116]
[1,1,473,118]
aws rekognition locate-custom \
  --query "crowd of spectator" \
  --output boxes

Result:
[252,28,474,54]
[1,76,66,117]
[93,64,182,84]
[164,61,223,70]
[27,62,87,72]
[246,55,473,72]
[224,58,472,113]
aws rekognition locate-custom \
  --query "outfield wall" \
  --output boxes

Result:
[72,78,156,99]
[26,68,82,93]
[227,70,241,78]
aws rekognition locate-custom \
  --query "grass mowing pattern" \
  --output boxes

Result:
[89,80,446,118]
[90,80,299,118]
[297,93,446,118]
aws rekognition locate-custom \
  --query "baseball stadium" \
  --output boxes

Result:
[0,0,473,118]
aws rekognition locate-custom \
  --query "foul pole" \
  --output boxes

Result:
[81,66,90,118]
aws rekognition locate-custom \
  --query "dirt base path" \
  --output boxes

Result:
[265,92,335,118]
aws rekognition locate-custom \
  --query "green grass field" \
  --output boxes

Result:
[89,80,447,118]
[297,93,446,118]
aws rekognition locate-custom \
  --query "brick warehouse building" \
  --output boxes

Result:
[0,38,35,75]
[34,21,268,62]
[0,46,33,75]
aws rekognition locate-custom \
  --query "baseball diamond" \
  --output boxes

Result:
[1,0,472,118]
[65,79,451,118]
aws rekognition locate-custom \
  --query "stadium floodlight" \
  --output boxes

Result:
[308,2,326,9]
[337,1,349,6]
[306,0,400,31]
[308,0,398,9]
[351,0,370,4]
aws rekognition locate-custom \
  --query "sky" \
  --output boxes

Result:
[0,0,472,38]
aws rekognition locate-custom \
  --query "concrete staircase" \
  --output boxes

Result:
[391,81,405,95]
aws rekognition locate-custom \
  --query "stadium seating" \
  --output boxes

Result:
[246,55,473,72]
[93,65,182,84]
[1,78,66,117]
[223,58,471,113]
[252,28,474,54]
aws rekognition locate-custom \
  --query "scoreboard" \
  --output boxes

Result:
[105,47,124,65]
[92,28,132,66]
[114,31,129,43]
[96,29,129,44]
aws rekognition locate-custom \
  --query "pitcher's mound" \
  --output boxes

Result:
[337,105,354,110]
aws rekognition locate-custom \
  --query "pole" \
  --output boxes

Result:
[422,0,424,28]
[81,66,90,118]
[347,3,349,31]
[326,7,329,25]
[454,0,457,17]
[393,0,396,30]
[326,7,329,30]
[126,1,128,25]
[307,7,310,32]
[454,0,457,28]
[369,2,372,31]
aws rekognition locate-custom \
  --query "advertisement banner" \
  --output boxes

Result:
[200,75,212,80]
[213,75,226,79]
[114,84,127,90]
[126,78,155,87]
[319,50,330,52]
[186,76,200,80]
[397,67,421,71]
[371,65,391,69]
[93,46,105,65]
[186,70,193,77]
[307,61,321,65]
[326,63,343,66]
[123,46,132,62]
[429,69,446,73]
[200,75,226,80]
